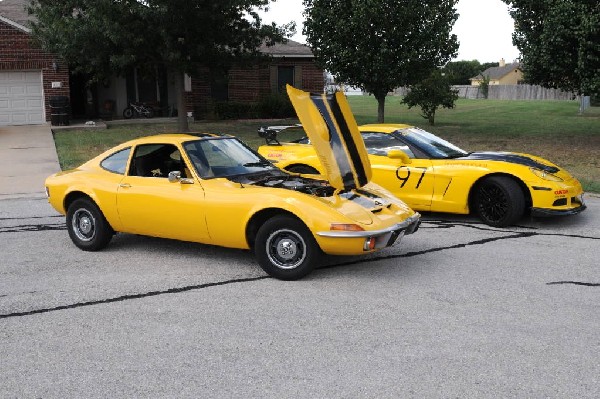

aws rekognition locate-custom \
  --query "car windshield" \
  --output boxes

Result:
[361,132,415,158]
[183,137,275,178]
[393,127,468,159]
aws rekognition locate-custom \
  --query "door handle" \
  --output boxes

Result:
[119,183,131,188]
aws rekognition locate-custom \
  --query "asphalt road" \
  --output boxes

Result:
[1,195,599,398]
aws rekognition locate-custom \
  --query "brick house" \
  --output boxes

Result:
[0,0,69,126]
[188,40,324,118]
[0,0,323,126]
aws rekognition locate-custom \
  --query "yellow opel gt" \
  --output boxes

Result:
[258,123,586,227]
[45,88,420,280]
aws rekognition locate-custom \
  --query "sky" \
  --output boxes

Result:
[258,0,520,63]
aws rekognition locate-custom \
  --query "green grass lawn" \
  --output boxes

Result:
[53,97,600,192]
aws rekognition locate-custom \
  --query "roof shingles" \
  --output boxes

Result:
[0,0,32,27]
[472,62,522,81]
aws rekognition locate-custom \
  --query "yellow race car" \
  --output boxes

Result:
[45,87,420,280]
[258,123,586,227]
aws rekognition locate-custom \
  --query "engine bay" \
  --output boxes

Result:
[229,171,336,197]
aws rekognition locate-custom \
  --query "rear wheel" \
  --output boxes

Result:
[66,198,113,251]
[287,164,319,174]
[123,107,134,119]
[255,215,320,280]
[473,176,525,227]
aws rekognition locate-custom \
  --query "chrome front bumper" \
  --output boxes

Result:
[316,213,421,251]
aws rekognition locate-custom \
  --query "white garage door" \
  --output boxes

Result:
[0,71,45,126]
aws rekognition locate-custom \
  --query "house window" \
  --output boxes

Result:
[277,66,295,93]
[210,72,229,102]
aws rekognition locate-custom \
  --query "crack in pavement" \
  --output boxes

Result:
[1,220,597,319]
[423,220,600,240]
[546,281,600,287]
[320,232,537,271]
[0,276,269,320]
[0,223,66,234]
[0,215,63,221]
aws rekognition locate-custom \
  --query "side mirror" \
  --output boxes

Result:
[168,171,181,183]
[387,149,412,164]
[168,171,194,184]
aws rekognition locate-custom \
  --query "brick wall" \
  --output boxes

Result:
[0,20,69,121]
[229,59,323,102]
[188,58,324,113]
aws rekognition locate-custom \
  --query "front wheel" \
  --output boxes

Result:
[66,198,113,251]
[143,108,154,118]
[255,215,320,280]
[473,176,525,227]
[123,107,134,119]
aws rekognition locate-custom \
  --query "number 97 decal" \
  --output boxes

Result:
[396,166,428,189]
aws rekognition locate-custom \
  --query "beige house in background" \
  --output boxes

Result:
[470,58,523,86]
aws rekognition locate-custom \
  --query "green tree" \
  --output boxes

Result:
[303,0,459,123]
[28,0,292,131]
[480,62,500,72]
[401,70,458,125]
[502,0,600,96]
[442,60,500,85]
[478,74,491,99]
[443,60,482,85]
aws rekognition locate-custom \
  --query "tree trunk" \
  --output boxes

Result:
[375,93,386,123]
[428,113,435,125]
[175,72,190,132]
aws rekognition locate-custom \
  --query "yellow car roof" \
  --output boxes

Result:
[125,133,221,144]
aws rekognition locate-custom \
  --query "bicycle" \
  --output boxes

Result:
[122,102,155,119]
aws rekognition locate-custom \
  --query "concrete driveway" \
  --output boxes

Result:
[0,124,61,199]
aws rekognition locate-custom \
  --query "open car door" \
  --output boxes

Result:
[286,85,371,191]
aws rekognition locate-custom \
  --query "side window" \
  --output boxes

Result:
[361,132,415,158]
[129,144,188,178]
[100,148,131,174]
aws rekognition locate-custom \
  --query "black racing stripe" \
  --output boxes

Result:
[311,95,356,189]
[326,94,368,187]
[460,152,560,173]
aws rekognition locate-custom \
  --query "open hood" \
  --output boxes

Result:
[286,85,372,191]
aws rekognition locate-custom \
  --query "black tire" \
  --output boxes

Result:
[66,198,113,251]
[254,215,320,280]
[144,108,154,118]
[123,107,134,119]
[473,176,525,227]
[287,164,320,174]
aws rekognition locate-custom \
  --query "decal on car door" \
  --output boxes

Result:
[286,85,371,191]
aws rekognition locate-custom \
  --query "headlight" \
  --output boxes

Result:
[530,167,563,182]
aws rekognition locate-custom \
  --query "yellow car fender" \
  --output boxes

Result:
[200,180,374,250]
[46,168,125,232]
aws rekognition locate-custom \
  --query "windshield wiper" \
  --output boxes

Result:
[445,152,471,159]
[243,160,273,167]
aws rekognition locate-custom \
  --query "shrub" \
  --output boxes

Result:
[256,93,295,118]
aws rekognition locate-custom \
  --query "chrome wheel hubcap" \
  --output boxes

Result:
[276,239,298,260]
[266,229,306,270]
[72,208,96,242]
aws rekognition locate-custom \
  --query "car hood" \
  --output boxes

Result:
[286,85,372,191]
[458,152,560,174]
